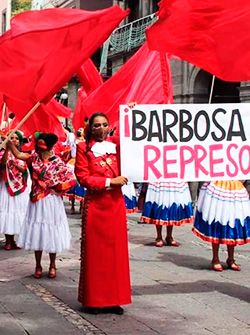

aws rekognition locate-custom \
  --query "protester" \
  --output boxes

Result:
[66,128,86,214]
[193,180,250,271]
[140,182,194,247]
[137,183,148,212]
[7,132,76,278]
[122,181,138,213]
[0,131,30,250]
[75,112,131,315]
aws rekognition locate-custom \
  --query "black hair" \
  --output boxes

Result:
[85,112,109,144]
[38,133,58,150]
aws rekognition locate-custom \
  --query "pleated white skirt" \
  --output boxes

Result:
[0,180,30,235]
[17,194,71,253]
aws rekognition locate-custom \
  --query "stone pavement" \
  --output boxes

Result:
[0,204,250,335]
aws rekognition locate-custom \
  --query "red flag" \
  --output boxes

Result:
[73,42,173,127]
[0,93,4,125]
[77,59,103,95]
[5,97,66,140]
[9,110,66,141]
[146,0,250,81]
[72,59,103,131]
[0,6,128,104]
[43,98,72,119]
[72,88,88,132]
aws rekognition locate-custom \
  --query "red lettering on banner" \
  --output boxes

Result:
[239,145,250,174]
[179,146,194,179]
[124,108,130,137]
[193,145,209,177]
[226,144,238,177]
[163,145,178,178]
[209,144,224,177]
[144,145,162,179]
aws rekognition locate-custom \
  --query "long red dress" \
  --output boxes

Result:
[75,137,131,307]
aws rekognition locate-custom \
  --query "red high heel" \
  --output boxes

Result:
[155,239,164,247]
[48,267,57,279]
[4,243,12,251]
[226,259,241,271]
[211,262,223,272]
[33,267,43,279]
[165,238,180,247]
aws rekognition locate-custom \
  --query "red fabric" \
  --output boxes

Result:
[0,93,4,127]
[72,59,103,131]
[0,6,129,104]
[0,93,3,113]
[146,0,250,81]
[7,98,66,141]
[75,139,131,307]
[2,95,70,140]
[74,42,173,127]
[43,98,72,119]
[72,88,88,132]
[77,59,103,95]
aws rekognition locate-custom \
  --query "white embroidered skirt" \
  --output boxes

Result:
[0,180,30,235]
[141,182,194,225]
[17,194,71,253]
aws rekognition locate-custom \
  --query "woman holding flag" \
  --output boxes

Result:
[0,131,30,250]
[7,132,76,279]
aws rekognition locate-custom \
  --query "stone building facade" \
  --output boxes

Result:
[0,0,11,35]
[31,0,250,109]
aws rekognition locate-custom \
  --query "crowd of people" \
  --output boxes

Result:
[0,112,250,316]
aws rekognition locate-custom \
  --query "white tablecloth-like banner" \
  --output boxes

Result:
[120,104,250,182]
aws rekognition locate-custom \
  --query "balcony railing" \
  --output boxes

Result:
[41,0,68,8]
[100,13,157,74]
[50,0,67,6]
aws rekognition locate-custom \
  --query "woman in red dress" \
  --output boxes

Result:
[75,112,131,315]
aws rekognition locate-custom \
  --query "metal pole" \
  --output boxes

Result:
[208,75,215,104]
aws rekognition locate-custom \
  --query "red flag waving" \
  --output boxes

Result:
[147,0,250,81]
[43,98,72,119]
[72,88,88,132]
[74,42,173,127]
[6,97,66,140]
[77,59,103,95]
[0,6,128,104]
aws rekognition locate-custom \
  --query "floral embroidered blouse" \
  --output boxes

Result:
[28,152,76,202]
[0,149,28,196]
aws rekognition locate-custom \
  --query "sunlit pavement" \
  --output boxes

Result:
[0,203,250,335]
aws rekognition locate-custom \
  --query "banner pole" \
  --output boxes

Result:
[208,75,215,104]
[0,101,41,149]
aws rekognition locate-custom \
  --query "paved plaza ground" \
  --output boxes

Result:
[0,203,250,335]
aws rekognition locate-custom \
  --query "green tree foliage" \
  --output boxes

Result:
[12,0,32,16]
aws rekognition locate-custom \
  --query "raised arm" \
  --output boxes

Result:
[7,141,31,161]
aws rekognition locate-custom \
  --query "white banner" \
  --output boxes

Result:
[120,104,250,182]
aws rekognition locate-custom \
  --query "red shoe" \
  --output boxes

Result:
[155,239,164,247]
[4,243,12,251]
[48,267,57,279]
[165,238,180,247]
[211,262,223,272]
[226,259,241,271]
[11,242,21,250]
[33,267,43,279]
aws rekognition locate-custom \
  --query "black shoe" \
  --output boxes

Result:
[83,307,101,315]
[103,306,124,315]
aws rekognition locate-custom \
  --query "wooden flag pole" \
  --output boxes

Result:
[0,101,41,149]
[208,75,215,104]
